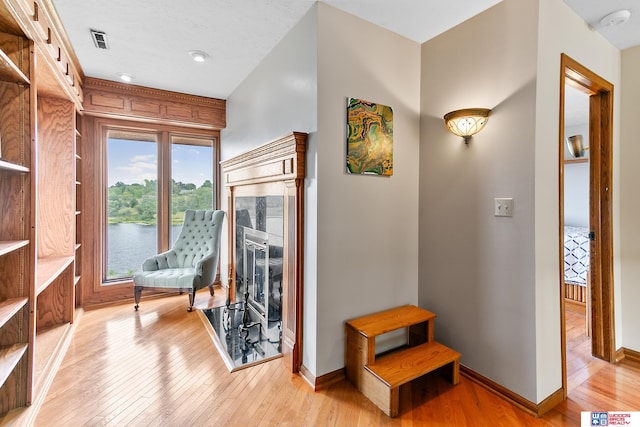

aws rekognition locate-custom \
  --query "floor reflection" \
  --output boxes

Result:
[202,302,281,371]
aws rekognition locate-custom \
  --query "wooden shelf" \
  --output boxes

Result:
[0,240,29,257]
[0,50,30,85]
[565,158,588,164]
[0,159,29,173]
[35,256,74,297]
[0,298,28,329]
[74,243,81,251]
[0,344,28,390]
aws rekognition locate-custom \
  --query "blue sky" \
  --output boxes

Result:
[108,139,213,187]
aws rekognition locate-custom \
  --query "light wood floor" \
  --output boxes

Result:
[14,294,639,426]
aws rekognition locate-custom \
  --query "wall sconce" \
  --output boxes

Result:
[566,134,588,158]
[443,108,491,144]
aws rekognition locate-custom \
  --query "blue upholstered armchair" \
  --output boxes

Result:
[133,209,225,311]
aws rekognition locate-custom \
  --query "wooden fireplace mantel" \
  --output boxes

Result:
[221,131,307,186]
[221,131,307,373]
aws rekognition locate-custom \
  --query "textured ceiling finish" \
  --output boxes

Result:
[52,0,503,99]
[53,0,317,99]
[563,0,640,50]
[321,0,502,44]
[52,1,640,100]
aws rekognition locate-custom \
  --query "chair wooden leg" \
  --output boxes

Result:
[134,286,142,310]
[187,289,196,312]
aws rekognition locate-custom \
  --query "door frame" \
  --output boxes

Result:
[559,53,615,397]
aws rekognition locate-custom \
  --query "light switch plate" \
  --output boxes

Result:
[494,198,513,217]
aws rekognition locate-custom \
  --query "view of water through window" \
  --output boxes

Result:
[105,135,213,281]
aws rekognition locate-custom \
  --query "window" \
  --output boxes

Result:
[170,135,214,245]
[104,128,217,282]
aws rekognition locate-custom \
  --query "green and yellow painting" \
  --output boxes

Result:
[347,98,393,176]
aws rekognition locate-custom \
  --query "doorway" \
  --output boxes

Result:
[559,54,615,397]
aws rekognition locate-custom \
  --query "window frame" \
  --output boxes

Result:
[98,119,220,287]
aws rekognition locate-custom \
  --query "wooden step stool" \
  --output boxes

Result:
[345,305,460,417]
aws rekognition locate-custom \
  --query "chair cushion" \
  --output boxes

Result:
[133,267,201,289]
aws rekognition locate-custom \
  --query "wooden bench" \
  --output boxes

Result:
[345,305,460,417]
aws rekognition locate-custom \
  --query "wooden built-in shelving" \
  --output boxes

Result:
[0,2,82,416]
[0,240,29,256]
[0,49,30,85]
[0,28,33,416]
[0,297,28,329]
[35,256,74,297]
[0,159,29,173]
[74,108,82,303]
[0,344,28,389]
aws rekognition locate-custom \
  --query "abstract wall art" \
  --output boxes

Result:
[346,97,393,176]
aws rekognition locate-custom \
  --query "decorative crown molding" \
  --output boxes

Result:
[84,77,226,108]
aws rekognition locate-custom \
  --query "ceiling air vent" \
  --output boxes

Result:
[90,29,109,49]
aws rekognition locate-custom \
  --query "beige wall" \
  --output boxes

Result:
[222,0,635,400]
[420,0,622,404]
[315,3,421,375]
[420,0,540,402]
[620,46,640,351]
[535,0,621,402]
[220,6,320,370]
[222,3,421,377]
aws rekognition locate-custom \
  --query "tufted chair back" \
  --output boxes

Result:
[159,210,223,269]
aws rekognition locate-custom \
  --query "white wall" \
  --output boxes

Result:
[564,123,589,228]
[420,0,539,402]
[315,3,421,376]
[220,6,319,371]
[564,162,589,227]
[620,46,640,352]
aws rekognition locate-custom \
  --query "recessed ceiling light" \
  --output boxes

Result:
[188,50,209,63]
[600,9,631,27]
[117,73,134,83]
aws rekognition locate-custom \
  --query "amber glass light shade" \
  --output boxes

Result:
[444,108,491,143]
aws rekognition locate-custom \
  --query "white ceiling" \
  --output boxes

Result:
[563,0,640,50]
[51,0,640,101]
[50,0,500,99]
